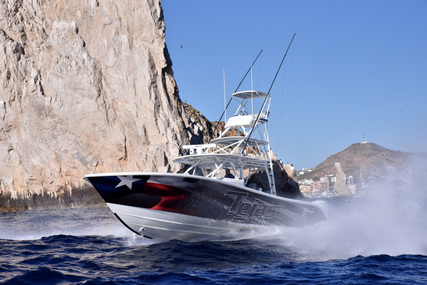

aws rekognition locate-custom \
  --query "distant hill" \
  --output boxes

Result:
[297,142,425,182]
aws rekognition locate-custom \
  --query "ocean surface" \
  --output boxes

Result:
[1,172,427,284]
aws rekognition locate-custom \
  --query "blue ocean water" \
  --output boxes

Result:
[0,201,426,285]
[1,165,427,284]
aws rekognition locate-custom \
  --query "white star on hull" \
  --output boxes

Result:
[115,175,141,190]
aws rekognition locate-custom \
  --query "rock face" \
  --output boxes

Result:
[247,154,303,199]
[0,0,192,209]
[182,102,224,145]
[333,162,353,197]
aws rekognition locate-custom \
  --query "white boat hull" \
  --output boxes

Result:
[107,203,260,240]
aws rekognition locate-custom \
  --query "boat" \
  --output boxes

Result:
[84,37,328,240]
[84,88,328,240]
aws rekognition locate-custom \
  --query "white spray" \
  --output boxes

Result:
[266,156,427,261]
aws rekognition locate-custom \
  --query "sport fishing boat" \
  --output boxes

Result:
[84,35,328,240]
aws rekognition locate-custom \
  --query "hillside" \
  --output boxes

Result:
[297,142,423,182]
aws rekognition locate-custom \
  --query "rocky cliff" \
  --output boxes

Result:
[0,0,193,210]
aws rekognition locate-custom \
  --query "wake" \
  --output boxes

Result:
[254,156,427,261]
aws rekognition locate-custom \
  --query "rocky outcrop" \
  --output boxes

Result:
[333,162,353,197]
[247,154,303,199]
[183,102,225,145]
[0,0,192,210]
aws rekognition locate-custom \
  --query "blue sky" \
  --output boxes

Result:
[162,0,427,169]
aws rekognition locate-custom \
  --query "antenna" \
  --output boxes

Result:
[267,33,296,95]
[223,69,226,121]
[251,65,253,114]
[242,33,296,154]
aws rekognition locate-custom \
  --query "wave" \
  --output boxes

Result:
[1,234,426,284]
[1,155,426,264]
